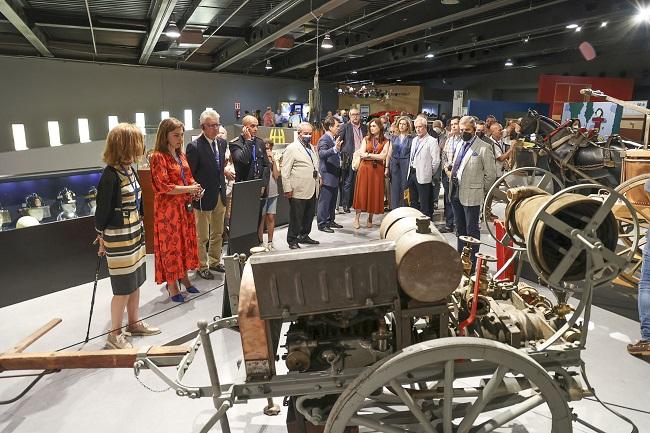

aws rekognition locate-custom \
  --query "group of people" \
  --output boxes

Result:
[94,110,270,349]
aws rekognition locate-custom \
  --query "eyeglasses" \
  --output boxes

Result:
[204,123,220,129]
[350,113,360,116]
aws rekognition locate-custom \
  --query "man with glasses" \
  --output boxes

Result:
[186,109,227,278]
[339,108,367,212]
[407,115,440,218]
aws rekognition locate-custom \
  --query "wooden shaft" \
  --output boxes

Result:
[0,345,188,371]
[5,318,62,354]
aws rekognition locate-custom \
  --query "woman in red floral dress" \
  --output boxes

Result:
[149,118,203,302]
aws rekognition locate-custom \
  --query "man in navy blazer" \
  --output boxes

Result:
[317,116,344,232]
[186,109,227,279]
[338,108,367,212]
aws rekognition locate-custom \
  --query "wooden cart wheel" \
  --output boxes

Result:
[325,337,572,433]
[613,173,650,288]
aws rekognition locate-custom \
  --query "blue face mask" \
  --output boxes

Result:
[301,135,312,145]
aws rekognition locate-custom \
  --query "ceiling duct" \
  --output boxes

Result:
[178,29,203,48]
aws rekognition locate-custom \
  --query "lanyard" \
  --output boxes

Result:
[251,140,260,176]
[304,144,316,169]
[118,165,141,214]
[173,153,188,186]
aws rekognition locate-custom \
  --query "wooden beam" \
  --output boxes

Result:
[4,318,62,354]
[0,345,188,371]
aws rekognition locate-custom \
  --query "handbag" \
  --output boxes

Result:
[351,149,362,171]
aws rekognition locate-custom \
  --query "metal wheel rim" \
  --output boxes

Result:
[325,337,572,433]
[483,167,563,252]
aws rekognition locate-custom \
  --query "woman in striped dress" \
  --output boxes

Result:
[95,123,160,349]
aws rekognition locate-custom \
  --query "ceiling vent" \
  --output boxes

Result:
[274,35,295,50]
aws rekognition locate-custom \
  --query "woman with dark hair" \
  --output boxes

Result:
[388,116,413,209]
[352,118,390,229]
[149,118,203,302]
[95,123,160,349]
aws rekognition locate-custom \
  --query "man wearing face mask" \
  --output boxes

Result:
[450,116,496,272]
[407,116,440,218]
[281,122,321,249]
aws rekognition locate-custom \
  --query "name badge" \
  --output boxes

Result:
[313,170,318,179]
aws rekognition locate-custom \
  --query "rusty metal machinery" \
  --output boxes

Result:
[131,192,640,433]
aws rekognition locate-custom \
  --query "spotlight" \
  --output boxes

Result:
[338,88,343,93]
[566,23,579,29]
[523,35,530,43]
[504,59,514,67]
[351,70,358,74]
[321,34,334,49]
[635,6,650,23]
[575,26,582,32]
[425,53,435,59]
[265,59,272,70]
[164,21,181,39]
[396,79,402,82]
[600,21,608,27]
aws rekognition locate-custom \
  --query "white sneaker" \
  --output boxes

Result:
[267,242,274,251]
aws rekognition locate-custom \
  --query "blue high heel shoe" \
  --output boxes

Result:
[179,279,200,294]
[166,285,185,303]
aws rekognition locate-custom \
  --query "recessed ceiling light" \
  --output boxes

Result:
[265,59,272,70]
[566,23,579,29]
[600,21,608,27]
[441,0,460,4]
[351,70,358,74]
[396,79,402,82]
[425,53,435,59]
[575,26,582,32]
[504,59,514,67]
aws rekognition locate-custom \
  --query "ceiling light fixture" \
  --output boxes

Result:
[396,79,402,82]
[164,17,181,39]
[565,23,579,29]
[504,59,514,67]
[321,33,334,49]
[351,70,358,74]
[600,21,608,27]
[575,26,582,32]
[635,6,650,23]
[425,53,435,59]
[523,35,530,43]
[265,59,272,70]
[440,0,460,4]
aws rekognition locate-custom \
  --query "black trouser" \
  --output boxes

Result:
[407,170,433,218]
[317,184,338,228]
[341,161,356,208]
[442,171,455,228]
[287,192,316,244]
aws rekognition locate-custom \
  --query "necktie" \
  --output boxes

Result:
[211,141,221,172]
[452,141,471,178]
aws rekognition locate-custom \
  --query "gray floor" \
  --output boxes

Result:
[1,207,649,433]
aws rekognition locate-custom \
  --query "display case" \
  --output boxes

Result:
[0,167,103,230]
[0,167,109,307]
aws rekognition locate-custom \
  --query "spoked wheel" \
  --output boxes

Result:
[613,173,650,288]
[484,167,563,251]
[325,338,572,433]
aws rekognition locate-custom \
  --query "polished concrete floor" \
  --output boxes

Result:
[0,206,649,433]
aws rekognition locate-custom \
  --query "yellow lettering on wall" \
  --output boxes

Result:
[269,128,285,145]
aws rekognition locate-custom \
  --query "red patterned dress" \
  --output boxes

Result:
[150,151,199,284]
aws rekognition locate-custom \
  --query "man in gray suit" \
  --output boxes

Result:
[450,115,497,271]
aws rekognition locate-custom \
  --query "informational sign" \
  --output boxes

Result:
[452,90,465,117]
[360,104,370,118]
[234,102,240,110]
[561,101,623,137]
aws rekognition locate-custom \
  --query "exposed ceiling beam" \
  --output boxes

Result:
[273,0,533,74]
[176,0,203,30]
[212,0,347,72]
[365,22,639,82]
[0,0,52,57]
[139,0,178,65]
[321,0,623,79]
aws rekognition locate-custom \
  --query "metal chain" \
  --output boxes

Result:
[134,370,172,393]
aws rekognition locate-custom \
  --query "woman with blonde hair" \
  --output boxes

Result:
[352,118,390,229]
[388,116,413,209]
[149,118,203,302]
[95,123,160,349]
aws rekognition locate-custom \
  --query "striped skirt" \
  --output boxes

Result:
[103,210,147,295]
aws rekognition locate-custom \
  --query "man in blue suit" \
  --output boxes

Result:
[317,116,344,232]
[338,108,367,212]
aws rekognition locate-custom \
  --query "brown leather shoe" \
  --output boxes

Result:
[627,340,650,356]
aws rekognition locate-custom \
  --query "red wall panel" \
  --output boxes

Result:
[537,74,634,120]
